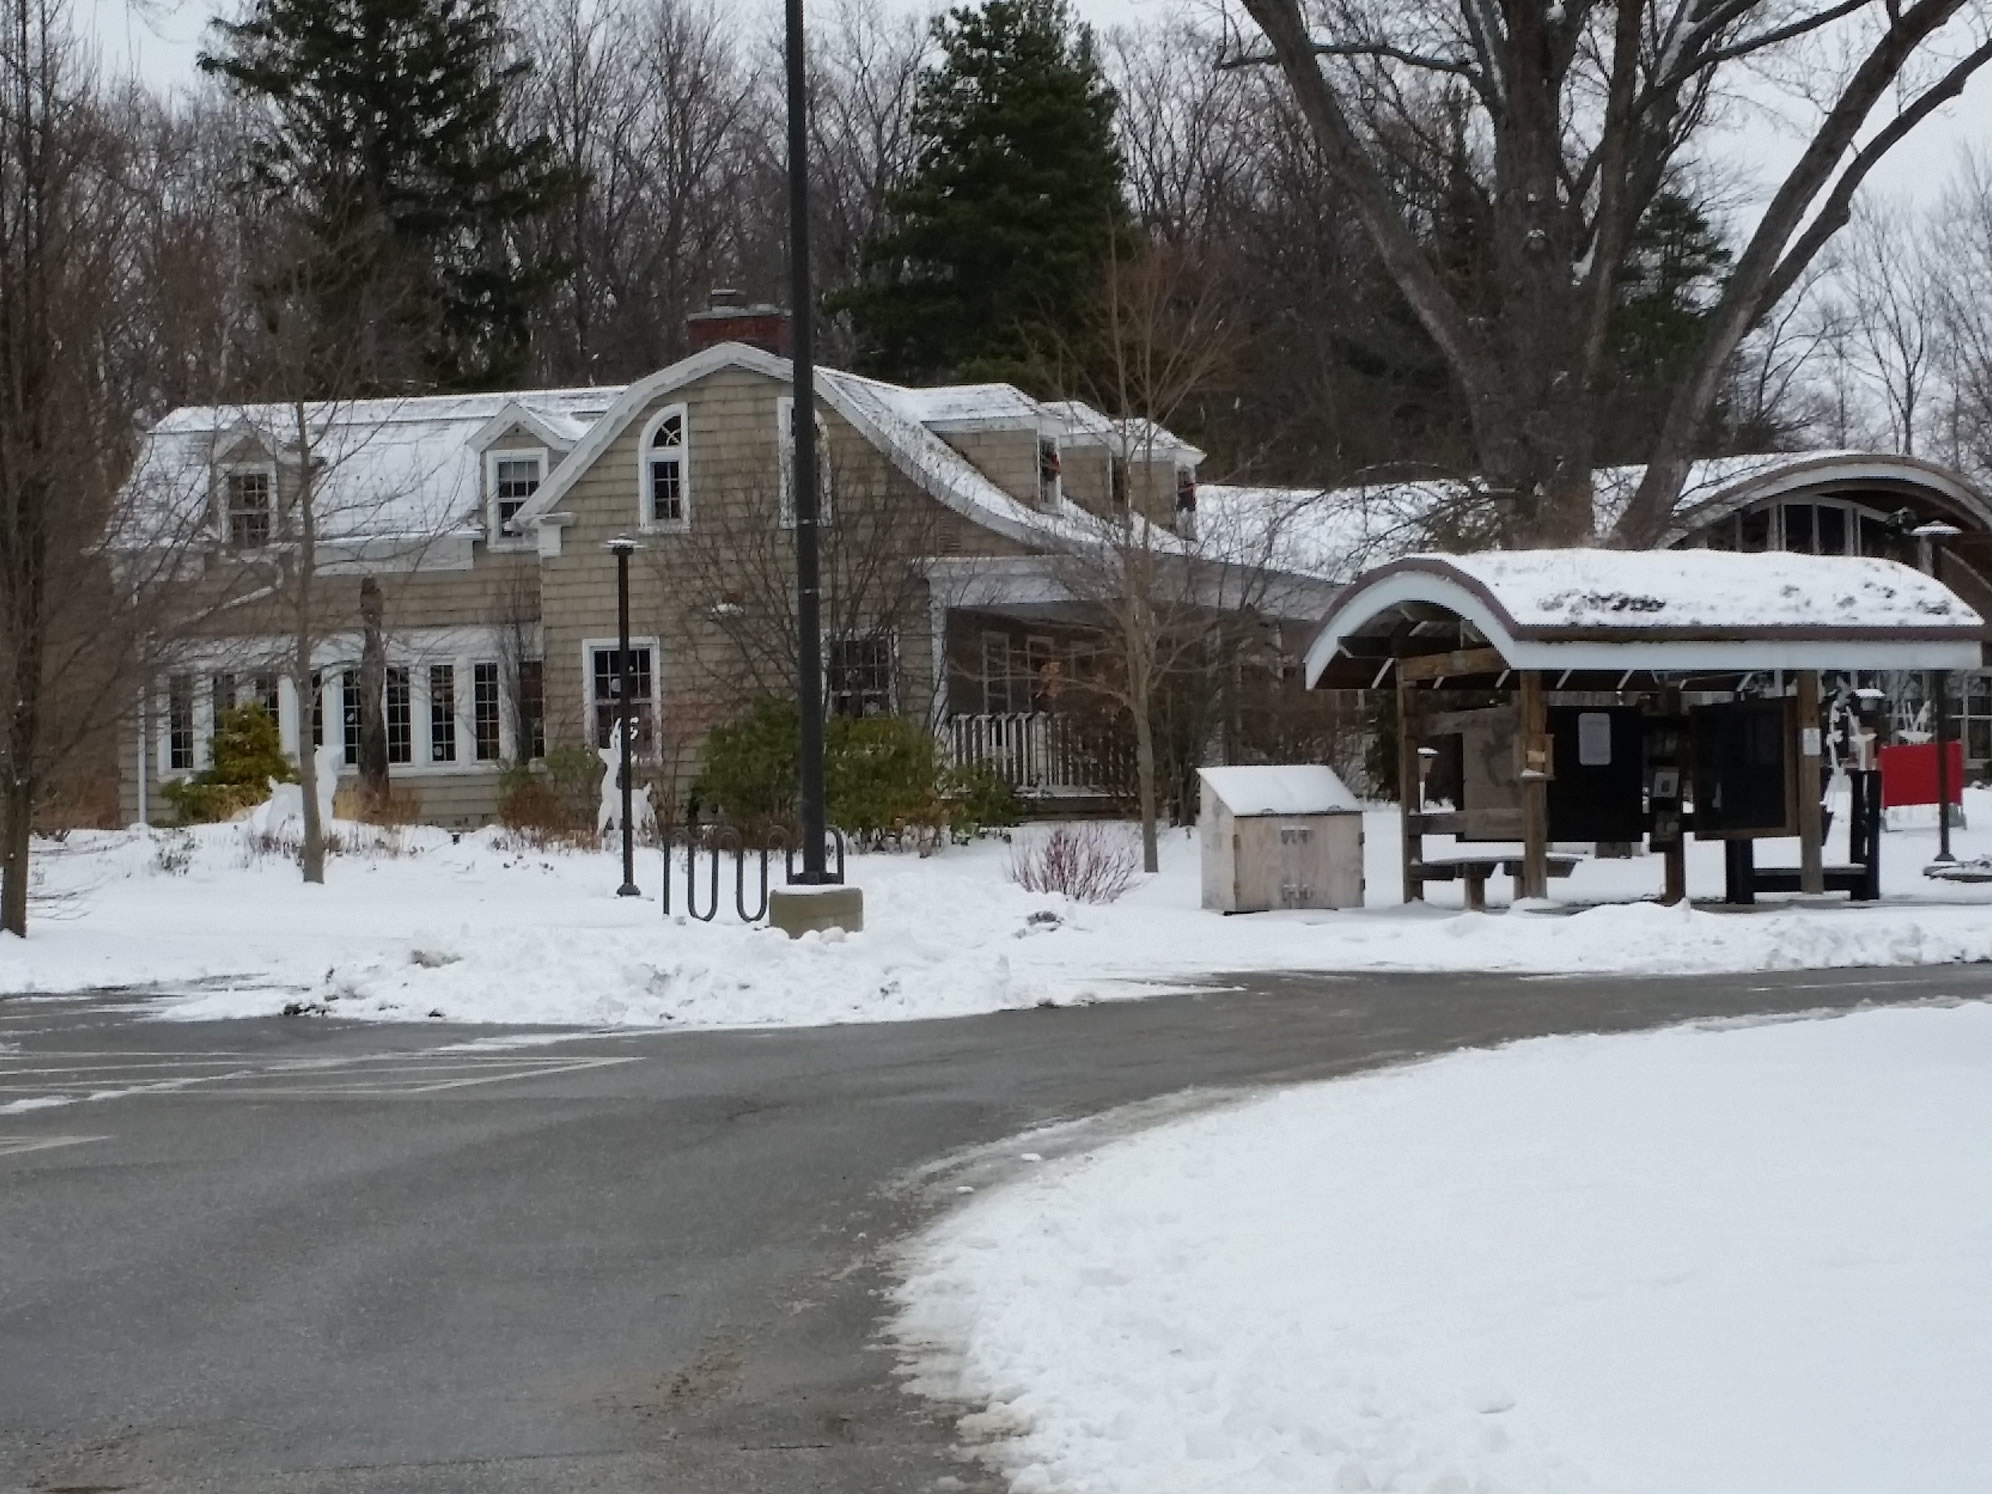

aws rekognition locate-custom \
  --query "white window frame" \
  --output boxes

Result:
[485,446,547,550]
[826,632,898,718]
[220,461,278,550]
[981,631,1013,716]
[776,396,833,529]
[582,635,662,754]
[1037,436,1062,508]
[638,404,690,532]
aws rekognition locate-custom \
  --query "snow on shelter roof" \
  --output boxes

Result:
[1304,548,1988,685]
[1198,764,1361,816]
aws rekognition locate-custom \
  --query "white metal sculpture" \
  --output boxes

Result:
[597,720,655,838]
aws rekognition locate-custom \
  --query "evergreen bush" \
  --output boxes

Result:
[164,704,295,823]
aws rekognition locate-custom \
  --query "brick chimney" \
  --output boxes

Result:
[687,288,792,358]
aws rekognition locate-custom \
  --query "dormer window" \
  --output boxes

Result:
[1037,438,1061,506]
[224,466,274,549]
[486,448,545,545]
[642,404,689,529]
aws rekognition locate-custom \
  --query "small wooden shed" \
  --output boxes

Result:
[1199,764,1365,913]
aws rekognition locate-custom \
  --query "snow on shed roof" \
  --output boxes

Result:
[1199,764,1361,816]
[1304,548,1988,685]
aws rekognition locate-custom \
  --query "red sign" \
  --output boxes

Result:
[1879,741,1965,809]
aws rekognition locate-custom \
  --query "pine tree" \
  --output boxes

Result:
[839,0,1128,385]
[201,0,578,391]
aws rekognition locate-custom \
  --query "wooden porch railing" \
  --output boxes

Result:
[939,712,1128,797]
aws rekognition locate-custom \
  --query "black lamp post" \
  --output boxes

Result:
[1914,520,1962,863]
[785,0,829,885]
[607,535,643,896]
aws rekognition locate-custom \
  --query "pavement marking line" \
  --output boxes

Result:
[1743,976,1976,993]
[220,1055,642,1096]
[0,1134,108,1157]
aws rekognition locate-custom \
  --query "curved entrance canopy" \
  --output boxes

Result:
[1303,549,1987,689]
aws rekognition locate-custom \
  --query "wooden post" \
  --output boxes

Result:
[1660,686,1687,907]
[1518,670,1549,901]
[1397,672,1421,904]
[1796,671,1824,894]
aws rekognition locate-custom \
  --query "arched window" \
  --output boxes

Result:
[640,404,689,529]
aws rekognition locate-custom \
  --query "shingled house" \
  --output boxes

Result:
[115,309,1332,826]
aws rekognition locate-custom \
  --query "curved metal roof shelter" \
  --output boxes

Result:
[1304,549,1987,688]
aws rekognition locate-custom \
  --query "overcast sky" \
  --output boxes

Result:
[80,0,1992,216]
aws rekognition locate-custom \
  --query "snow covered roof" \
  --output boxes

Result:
[1043,401,1204,463]
[507,343,1214,557]
[1198,764,1361,816]
[886,382,1051,432]
[1595,451,1992,538]
[119,386,623,547]
[1305,548,1988,685]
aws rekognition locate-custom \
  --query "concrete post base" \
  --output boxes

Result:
[768,884,865,938]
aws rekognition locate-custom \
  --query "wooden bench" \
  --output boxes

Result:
[1409,854,1581,911]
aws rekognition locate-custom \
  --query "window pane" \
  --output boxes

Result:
[386,667,412,765]
[494,456,541,534]
[168,676,195,771]
[1738,508,1771,552]
[310,671,324,749]
[251,672,280,721]
[519,660,545,759]
[342,669,361,766]
[650,457,682,523]
[1705,515,1737,551]
[591,648,653,751]
[211,672,235,727]
[473,662,502,762]
[652,413,682,447]
[981,634,1012,715]
[1817,504,1848,556]
[1782,503,1816,554]
[228,471,272,548]
[429,664,456,764]
[828,637,893,717]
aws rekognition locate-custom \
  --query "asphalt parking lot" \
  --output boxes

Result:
[4,964,1988,1494]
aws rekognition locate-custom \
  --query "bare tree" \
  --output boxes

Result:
[1829,200,1942,455]
[1037,247,1310,872]
[0,0,150,934]
[1228,0,1992,545]
[1932,150,1992,473]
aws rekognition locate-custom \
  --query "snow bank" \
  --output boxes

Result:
[895,1001,1992,1494]
[8,793,1992,1029]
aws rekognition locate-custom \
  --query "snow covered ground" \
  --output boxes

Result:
[894,1000,1992,1494]
[6,788,1992,1028]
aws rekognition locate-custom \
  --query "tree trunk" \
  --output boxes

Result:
[357,576,389,803]
[1133,682,1160,876]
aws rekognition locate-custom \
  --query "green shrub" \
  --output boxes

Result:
[828,715,946,847]
[695,701,1019,849]
[164,704,295,824]
[941,758,1021,838]
[693,699,801,835]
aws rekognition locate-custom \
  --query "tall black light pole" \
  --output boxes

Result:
[786,0,828,884]
[1915,521,1962,863]
[607,535,643,896]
